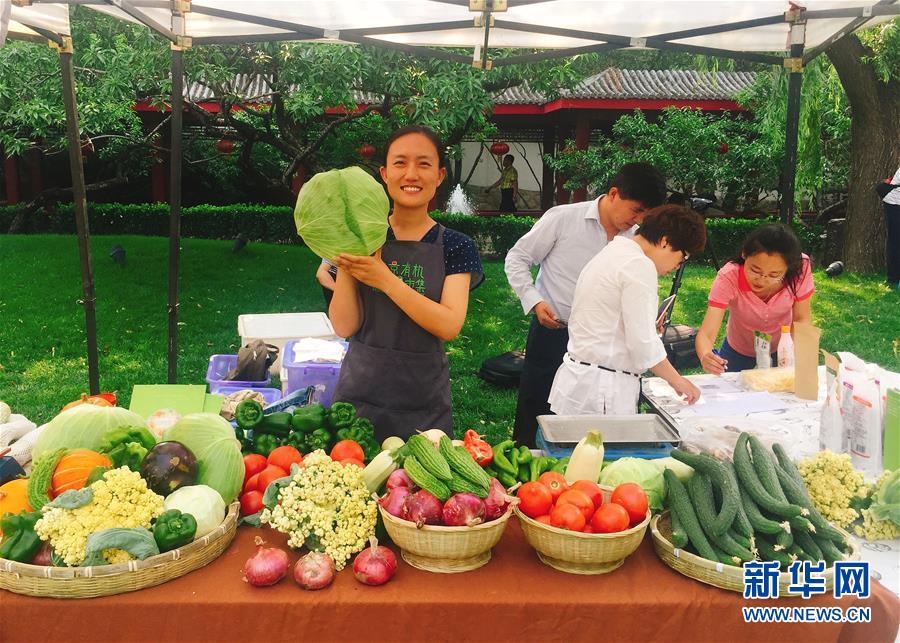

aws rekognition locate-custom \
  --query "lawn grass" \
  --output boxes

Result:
[2,234,898,443]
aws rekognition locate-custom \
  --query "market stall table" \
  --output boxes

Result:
[3,522,898,643]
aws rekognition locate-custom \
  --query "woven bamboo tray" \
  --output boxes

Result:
[0,501,240,599]
[650,511,859,595]
[378,504,513,573]
[515,504,651,575]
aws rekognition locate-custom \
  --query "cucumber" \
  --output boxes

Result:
[739,483,788,535]
[711,543,741,567]
[664,469,718,562]
[756,535,794,569]
[748,434,788,502]
[773,465,848,546]
[771,442,805,486]
[733,433,804,519]
[728,529,752,551]
[794,529,823,562]
[814,535,844,566]
[688,474,755,563]
[723,460,753,538]
[788,515,816,534]
[670,449,738,536]
[775,529,793,551]
[788,544,814,562]
[669,507,689,548]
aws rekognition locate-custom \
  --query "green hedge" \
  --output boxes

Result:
[0,203,823,260]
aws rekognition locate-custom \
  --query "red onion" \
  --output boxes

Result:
[293,551,335,591]
[484,477,518,521]
[386,469,416,491]
[353,537,397,586]
[30,543,53,566]
[401,489,443,528]
[379,486,412,518]
[442,493,486,527]
[242,538,289,587]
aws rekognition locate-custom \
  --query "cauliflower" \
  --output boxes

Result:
[35,467,165,566]
[260,450,376,570]
[798,451,869,528]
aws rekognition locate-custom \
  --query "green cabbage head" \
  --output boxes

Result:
[294,166,389,260]
[599,457,666,511]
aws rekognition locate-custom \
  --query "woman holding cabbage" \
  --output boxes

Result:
[296,126,482,440]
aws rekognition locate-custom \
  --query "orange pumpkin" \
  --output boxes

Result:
[0,479,32,534]
[61,393,114,413]
[50,450,112,498]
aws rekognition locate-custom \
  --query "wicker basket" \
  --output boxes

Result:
[378,504,513,573]
[0,501,240,599]
[651,511,860,595]
[515,505,651,575]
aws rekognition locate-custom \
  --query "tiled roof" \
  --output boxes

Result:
[185,69,756,106]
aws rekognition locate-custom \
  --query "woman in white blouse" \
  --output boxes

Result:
[548,205,707,416]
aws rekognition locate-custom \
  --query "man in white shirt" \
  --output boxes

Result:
[881,164,900,287]
[504,162,666,446]
[549,204,705,416]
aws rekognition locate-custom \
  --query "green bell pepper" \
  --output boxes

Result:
[550,456,570,474]
[252,433,280,458]
[517,445,533,465]
[491,440,517,477]
[518,463,529,483]
[152,509,197,552]
[306,428,333,452]
[0,511,42,563]
[97,425,156,472]
[254,412,293,437]
[284,431,309,454]
[234,399,264,430]
[326,402,356,431]
[496,470,517,488]
[335,417,379,461]
[529,456,554,482]
[291,403,327,434]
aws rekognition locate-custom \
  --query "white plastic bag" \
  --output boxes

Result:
[846,375,883,479]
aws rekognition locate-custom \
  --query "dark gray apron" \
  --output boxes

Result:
[334,224,453,441]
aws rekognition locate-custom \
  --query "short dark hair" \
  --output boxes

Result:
[384,125,446,168]
[730,223,805,291]
[608,162,666,209]
[637,204,707,256]
[504,154,515,163]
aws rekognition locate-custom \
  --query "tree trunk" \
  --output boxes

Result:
[826,35,900,274]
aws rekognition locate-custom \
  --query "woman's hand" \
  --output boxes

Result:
[671,376,701,404]
[333,249,395,291]
[700,350,728,376]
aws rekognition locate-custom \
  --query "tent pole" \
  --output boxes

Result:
[779,14,806,224]
[58,38,100,394]
[167,44,184,383]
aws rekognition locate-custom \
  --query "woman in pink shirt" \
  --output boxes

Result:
[695,224,814,374]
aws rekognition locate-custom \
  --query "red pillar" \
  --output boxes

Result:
[3,152,20,204]
[150,157,167,203]
[28,148,43,198]
[573,114,590,203]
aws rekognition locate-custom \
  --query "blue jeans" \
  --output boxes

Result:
[718,337,776,372]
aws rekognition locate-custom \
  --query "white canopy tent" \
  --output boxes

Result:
[2,0,898,391]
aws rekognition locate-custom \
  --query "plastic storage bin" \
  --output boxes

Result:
[206,354,271,393]
[281,339,349,407]
[214,386,283,407]
[237,312,337,374]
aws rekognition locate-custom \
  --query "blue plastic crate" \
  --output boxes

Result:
[206,354,271,393]
[281,340,349,407]
[536,427,675,461]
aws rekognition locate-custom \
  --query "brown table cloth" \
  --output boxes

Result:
[3,522,898,643]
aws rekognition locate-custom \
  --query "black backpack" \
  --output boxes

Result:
[661,324,700,370]
[478,350,525,388]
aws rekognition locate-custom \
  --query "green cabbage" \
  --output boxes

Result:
[163,485,227,540]
[294,166,389,260]
[162,413,245,504]
[870,468,900,525]
[599,457,666,511]
[33,405,148,458]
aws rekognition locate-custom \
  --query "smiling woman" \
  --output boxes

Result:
[695,224,814,374]
[328,125,484,441]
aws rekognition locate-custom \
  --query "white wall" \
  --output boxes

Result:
[460,141,544,192]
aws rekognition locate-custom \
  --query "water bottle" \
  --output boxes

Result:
[777,325,795,368]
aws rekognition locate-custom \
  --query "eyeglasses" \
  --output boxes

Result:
[746,265,786,282]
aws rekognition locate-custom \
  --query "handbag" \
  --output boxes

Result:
[225,339,279,382]
[875,181,899,199]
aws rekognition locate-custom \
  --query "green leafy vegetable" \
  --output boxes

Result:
[599,457,666,512]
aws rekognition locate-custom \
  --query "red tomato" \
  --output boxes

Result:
[257,464,288,494]
[582,523,595,534]
[267,446,303,473]
[611,482,649,525]
[243,454,268,484]
[537,472,569,502]
[556,489,594,522]
[340,458,365,468]
[549,503,586,531]
[240,491,264,516]
[591,503,630,533]
[516,482,553,519]
[243,473,260,495]
[535,515,552,525]
[571,480,603,510]
[330,440,365,462]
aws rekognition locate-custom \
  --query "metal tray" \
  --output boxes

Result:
[536,414,680,446]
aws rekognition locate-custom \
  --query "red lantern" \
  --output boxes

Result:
[216,139,235,154]
[718,142,729,154]
[490,141,509,156]
[359,143,375,159]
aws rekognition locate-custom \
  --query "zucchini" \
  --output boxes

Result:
[663,469,718,562]
[403,455,451,501]
[733,433,804,519]
[670,449,738,536]
[406,435,452,481]
[688,473,754,563]
[723,461,753,538]
[747,434,788,502]
[670,509,689,548]
[739,483,788,535]
[773,465,848,545]
[794,529,823,562]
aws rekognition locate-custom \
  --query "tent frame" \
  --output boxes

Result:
[7,0,899,392]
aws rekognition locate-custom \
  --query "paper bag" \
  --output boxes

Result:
[793,321,821,400]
